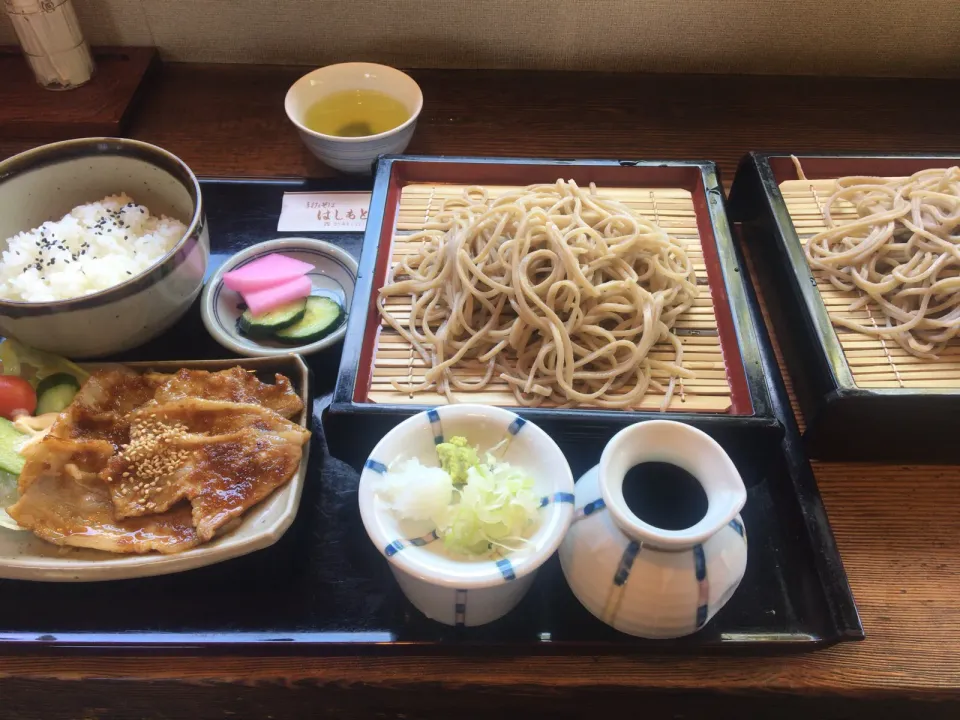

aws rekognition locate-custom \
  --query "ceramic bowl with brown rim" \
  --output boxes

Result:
[0,138,209,359]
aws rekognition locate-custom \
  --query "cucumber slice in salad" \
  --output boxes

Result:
[0,417,27,476]
[36,373,81,415]
[238,299,308,338]
[275,297,345,344]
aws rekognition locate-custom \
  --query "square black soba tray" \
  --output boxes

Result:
[729,152,960,463]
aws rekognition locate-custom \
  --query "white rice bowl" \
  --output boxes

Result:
[0,193,187,303]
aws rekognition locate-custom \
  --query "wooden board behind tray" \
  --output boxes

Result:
[369,183,733,412]
[780,177,960,390]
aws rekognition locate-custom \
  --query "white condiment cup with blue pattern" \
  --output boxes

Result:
[358,405,574,627]
[559,420,748,639]
[284,63,423,174]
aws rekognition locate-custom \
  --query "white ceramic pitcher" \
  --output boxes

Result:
[559,420,748,639]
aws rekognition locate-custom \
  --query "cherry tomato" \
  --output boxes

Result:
[0,375,37,419]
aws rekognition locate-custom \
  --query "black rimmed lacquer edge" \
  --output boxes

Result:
[0,170,861,655]
[728,152,960,463]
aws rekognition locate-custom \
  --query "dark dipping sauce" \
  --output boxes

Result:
[622,461,708,531]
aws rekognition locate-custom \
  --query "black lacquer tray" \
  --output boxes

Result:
[0,174,861,654]
[729,152,960,462]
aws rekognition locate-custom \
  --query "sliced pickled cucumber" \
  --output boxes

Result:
[275,297,345,344]
[238,299,308,338]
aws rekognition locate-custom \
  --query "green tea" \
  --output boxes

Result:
[303,89,410,137]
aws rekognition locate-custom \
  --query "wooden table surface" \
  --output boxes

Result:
[1,64,959,719]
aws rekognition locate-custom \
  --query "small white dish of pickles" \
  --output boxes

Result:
[201,238,357,357]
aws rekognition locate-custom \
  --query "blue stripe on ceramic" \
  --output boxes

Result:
[427,408,444,445]
[572,497,606,522]
[385,530,440,556]
[693,543,710,628]
[693,543,706,581]
[507,416,526,435]
[496,558,517,581]
[454,589,468,627]
[409,529,440,547]
[729,518,745,539]
[612,541,641,587]
[696,603,708,628]
[584,498,605,515]
[364,458,387,474]
[539,491,576,508]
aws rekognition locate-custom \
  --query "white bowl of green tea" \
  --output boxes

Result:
[284,63,423,174]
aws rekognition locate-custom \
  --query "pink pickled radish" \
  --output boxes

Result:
[223,254,314,293]
[242,275,312,315]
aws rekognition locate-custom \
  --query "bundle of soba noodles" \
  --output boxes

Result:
[377,180,699,409]
[804,167,960,358]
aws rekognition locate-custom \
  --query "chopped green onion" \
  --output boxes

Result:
[377,436,541,558]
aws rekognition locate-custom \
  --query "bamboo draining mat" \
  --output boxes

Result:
[369,183,733,412]
[781,177,960,389]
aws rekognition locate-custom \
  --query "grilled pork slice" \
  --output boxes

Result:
[8,436,199,554]
[146,367,303,419]
[101,399,309,540]
[48,366,302,448]
[69,367,159,415]
[48,402,130,452]
[43,367,158,453]
[16,434,115,494]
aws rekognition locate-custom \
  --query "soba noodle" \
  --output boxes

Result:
[377,179,699,409]
[801,165,960,358]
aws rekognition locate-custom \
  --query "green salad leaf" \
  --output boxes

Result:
[0,468,22,531]
[0,337,89,388]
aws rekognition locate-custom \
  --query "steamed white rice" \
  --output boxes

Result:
[0,193,187,303]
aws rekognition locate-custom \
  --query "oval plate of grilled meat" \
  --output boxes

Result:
[0,355,311,581]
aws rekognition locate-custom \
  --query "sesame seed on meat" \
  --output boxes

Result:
[113,417,193,511]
